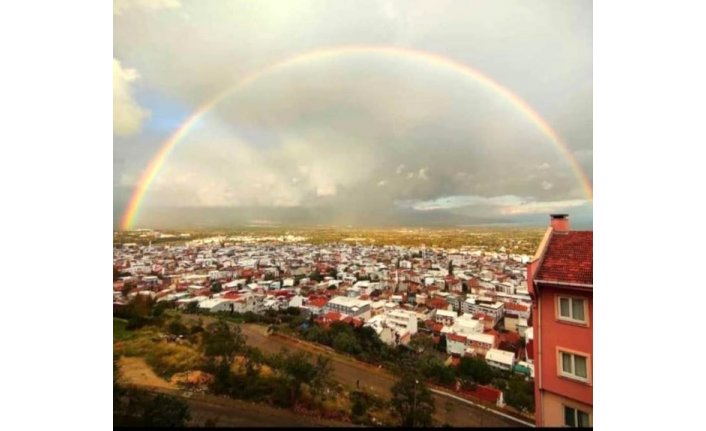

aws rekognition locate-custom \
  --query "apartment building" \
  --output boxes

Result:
[528,214,593,428]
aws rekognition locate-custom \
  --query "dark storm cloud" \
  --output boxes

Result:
[114,0,592,228]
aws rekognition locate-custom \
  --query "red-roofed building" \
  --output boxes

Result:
[528,214,592,427]
[459,383,505,408]
[316,311,342,328]
[223,291,241,300]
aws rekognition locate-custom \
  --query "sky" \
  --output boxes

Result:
[114,0,592,230]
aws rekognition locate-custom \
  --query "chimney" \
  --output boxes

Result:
[550,214,570,232]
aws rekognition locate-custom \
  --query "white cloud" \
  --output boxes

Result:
[541,180,554,190]
[538,162,551,170]
[501,199,588,215]
[407,172,415,179]
[113,59,150,136]
[377,180,387,187]
[114,0,181,15]
[316,183,337,196]
[401,195,525,211]
[396,164,405,175]
[418,167,429,180]
[396,194,589,216]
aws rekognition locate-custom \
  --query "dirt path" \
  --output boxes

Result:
[118,357,176,390]
[118,356,349,427]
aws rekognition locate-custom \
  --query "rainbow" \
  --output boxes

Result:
[120,45,593,230]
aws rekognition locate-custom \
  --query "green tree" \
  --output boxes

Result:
[143,393,191,427]
[390,374,435,427]
[457,356,493,385]
[332,332,361,355]
[409,333,435,354]
[203,320,246,365]
[167,319,189,337]
[210,282,223,293]
[504,377,535,413]
[436,334,447,353]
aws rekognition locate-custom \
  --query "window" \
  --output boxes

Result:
[564,406,591,427]
[558,296,587,323]
[560,351,589,381]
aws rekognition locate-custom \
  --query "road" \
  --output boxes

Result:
[183,313,532,427]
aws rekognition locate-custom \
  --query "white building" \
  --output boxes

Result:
[435,309,457,326]
[485,349,515,371]
[462,297,505,326]
[324,296,372,320]
[198,298,234,313]
[452,314,484,335]
[385,309,418,337]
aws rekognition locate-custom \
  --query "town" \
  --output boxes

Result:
[115,232,536,378]
[114,215,593,427]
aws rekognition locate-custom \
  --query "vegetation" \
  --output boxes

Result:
[390,373,435,427]
[114,311,349,421]
[503,376,535,413]
[457,356,494,385]
[113,359,192,427]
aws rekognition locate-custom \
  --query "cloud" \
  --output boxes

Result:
[501,199,589,215]
[113,1,592,228]
[396,194,589,217]
[113,59,150,136]
[398,195,526,211]
[114,0,181,15]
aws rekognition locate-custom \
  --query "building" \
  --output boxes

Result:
[198,298,234,313]
[528,214,593,428]
[465,332,496,356]
[385,309,418,337]
[462,297,505,327]
[485,348,515,371]
[434,309,457,326]
[324,296,372,320]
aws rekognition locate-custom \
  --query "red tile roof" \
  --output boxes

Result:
[536,231,593,286]
[308,298,329,308]
[322,311,342,322]
[447,333,467,343]
[505,302,529,312]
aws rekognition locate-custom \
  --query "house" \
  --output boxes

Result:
[452,313,483,335]
[384,309,418,337]
[503,302,531,332]
[446,333,467,355]
[485,348,515,371]
[434,309,457,326]
[324,296,372,320]
[528,214,592,427]
[198,298,234,313]
[462,297,504,327]
[465,332,496,356]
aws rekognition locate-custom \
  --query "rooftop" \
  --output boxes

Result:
[536,231,593,286]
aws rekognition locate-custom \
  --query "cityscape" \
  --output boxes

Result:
[113,0,592,428]
[114,215,592,427]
